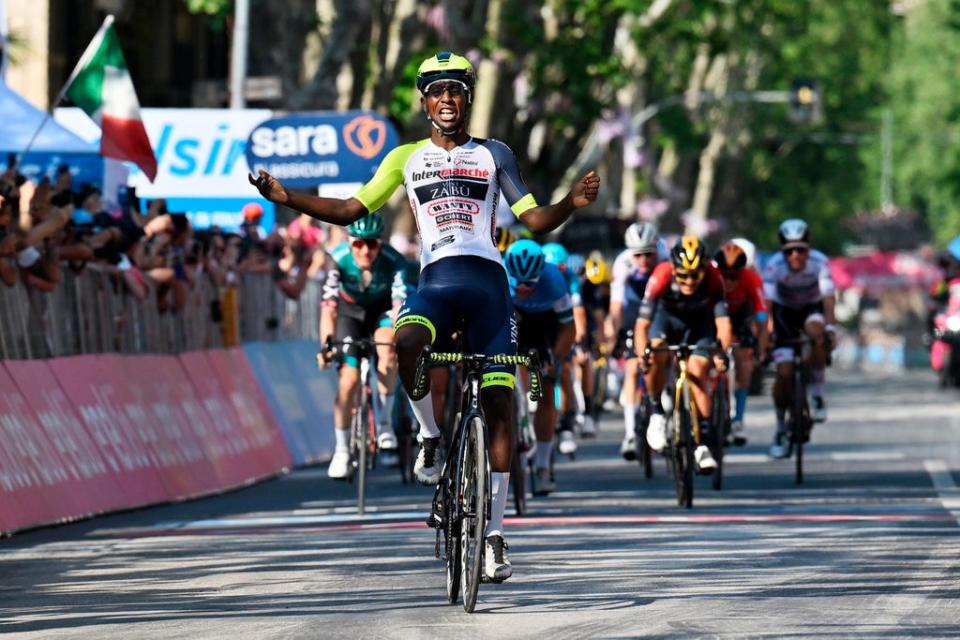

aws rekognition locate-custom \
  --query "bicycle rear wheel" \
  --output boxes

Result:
[460,416,488,613]
[711,375,729,491]
[443,474,462,604]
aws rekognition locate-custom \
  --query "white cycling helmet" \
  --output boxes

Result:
[778,219,810,247]
[730,237,757,268]
[625,221,659,253]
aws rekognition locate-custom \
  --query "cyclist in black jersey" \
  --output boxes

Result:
[250,52,599,583]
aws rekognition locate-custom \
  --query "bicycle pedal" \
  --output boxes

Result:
[425,512,442,529]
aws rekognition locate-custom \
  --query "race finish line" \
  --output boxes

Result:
[109,511,959,539]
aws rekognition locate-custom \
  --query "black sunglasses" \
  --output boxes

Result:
[783,246,809,256]
[424,81,467,98]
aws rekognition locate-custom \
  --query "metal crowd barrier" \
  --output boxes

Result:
[0,269,322,359]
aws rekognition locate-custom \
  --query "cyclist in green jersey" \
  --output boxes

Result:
[251,52,599,582]
[319,213,408,479]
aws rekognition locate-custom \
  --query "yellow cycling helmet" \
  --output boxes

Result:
[494,226,517,254]
[670,236,706,272]
[416,52,476,94]
[585,252,611,285]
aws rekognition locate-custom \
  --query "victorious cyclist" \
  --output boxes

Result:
[763,219,836,458]
[249,52,599,582]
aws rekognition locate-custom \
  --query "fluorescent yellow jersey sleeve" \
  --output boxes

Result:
[353,140,429,213]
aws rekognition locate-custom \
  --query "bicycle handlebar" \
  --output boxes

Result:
[411,347,544,403]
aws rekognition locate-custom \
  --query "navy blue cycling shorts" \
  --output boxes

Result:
[395,256,518,389]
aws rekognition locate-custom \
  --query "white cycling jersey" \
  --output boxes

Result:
[353,137,538,270]
[762,249,835,308]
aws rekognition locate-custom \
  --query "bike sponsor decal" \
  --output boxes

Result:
[410,168,490,182]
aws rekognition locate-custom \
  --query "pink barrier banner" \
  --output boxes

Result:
[0,365,81,529]
[209,348,292,472]
[112,354,221,499]
[3,360,126,517]
[48,355,170,508]
[150,356,250,490]
[178,351,276,484]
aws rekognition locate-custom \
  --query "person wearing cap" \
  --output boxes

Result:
[250,51,599,583]
[240,202,266,241]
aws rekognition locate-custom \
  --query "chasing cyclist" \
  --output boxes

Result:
[249,51,599,582]
[713,240,769,445]
[637,237,733,473]
[763,219,836,459]
[319,213,408,479]
[505,240,576,495]
[541,241,587,456]
[609,222,661,459]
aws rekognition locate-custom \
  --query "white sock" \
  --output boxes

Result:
[535,441,552,469]
[810,369,825,398]
[623,402,636,439]
[485,471,510,537]
[334,428,349,452]
[572,378,586,413]
[379,393,395,430]
[410,392,441,439]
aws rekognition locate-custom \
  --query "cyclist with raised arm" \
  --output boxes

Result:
[542,242,586,456]
[713,240,769,445]
[636,237,733,473]
[319,213,408,478]
[609,222,661,459]
[249,52,599,582]
[764,219,836,459]
[505,240,576,495]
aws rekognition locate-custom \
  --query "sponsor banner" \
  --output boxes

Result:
[48,356,170,507]
[0,365,74,530]
[208,348,292,472]
[115,355,221,498]
[55,107,275,232]
[4,360,126,515]
[282,341,337,459]
[150,355,248,490]
[245,111,398,189]
[242,341,335,465]
[178,351,274,483]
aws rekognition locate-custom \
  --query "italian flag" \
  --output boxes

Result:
[63,16,157,181]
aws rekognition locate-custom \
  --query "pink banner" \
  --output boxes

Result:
[209,348,292,472]
[48,355,170,508]
[178,351,274,485]
[3,360,125,517]
[0,365,70,529]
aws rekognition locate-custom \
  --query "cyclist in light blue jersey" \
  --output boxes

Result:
[505,240,575,495]
[542,242,589,454]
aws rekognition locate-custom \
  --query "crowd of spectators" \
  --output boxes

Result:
[0,159,417,314]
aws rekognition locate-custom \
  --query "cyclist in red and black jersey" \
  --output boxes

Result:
[635,237,733,473]
[714,241,769,445]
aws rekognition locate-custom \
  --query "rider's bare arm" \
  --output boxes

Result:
[519,171,600,233]
[248,170,368,226]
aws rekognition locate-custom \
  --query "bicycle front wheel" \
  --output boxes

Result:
[356,390,371,515]
[711,375,729,491]
[791,370,806,485]
[675,386,695,509]
[511,445,527,516]
[460,416,488,613]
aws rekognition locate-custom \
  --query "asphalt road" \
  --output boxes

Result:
[2,368,960,639]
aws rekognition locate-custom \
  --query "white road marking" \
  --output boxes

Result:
[831,451,905,461]
[923,459,960,526]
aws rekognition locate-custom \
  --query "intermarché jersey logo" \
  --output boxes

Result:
[411,168,491,181]
[343,115,387,160]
